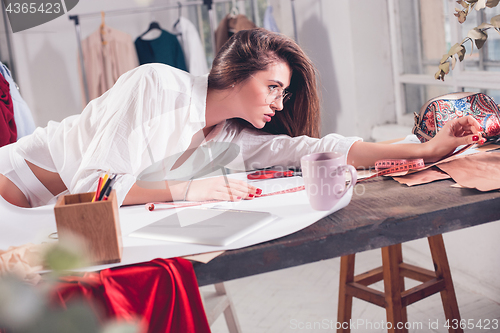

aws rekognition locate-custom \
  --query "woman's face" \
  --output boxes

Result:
[235,61,292,129]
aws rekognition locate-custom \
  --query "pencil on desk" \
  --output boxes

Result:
[92,176,104,202]
[100,173,109,191]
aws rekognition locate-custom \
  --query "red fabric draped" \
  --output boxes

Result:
[0,74,16,147]
[52,258,211,333]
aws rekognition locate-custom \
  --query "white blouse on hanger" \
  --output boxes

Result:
[173,17,209,76]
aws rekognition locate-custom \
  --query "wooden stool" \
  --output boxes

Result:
[337,234,463,333]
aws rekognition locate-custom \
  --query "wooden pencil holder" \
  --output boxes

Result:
[54,190,122,265]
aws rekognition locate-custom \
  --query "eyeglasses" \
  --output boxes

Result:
[250,75,293,105]
[266,85,293,105]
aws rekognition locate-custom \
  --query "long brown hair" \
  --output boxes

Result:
[208,28,321,138]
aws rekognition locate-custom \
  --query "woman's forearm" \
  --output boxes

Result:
[346,116,484,169]
[346,141,432,169]
[122,180,188,206]
[122,176,259,205]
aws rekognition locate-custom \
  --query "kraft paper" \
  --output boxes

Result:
[393,167,451,186]
[436,151,500,191]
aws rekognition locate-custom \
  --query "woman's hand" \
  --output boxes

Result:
[424,115,485,162]
[346,115,486,168]
[185,176,261,202]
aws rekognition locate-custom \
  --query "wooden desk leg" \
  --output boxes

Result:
[427,235,463,333]
[214,282,242,333]
[337,254,355,333]
[382,244,408,333]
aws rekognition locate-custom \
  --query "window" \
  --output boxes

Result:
[388,0,500,126]
[461,4,500,72]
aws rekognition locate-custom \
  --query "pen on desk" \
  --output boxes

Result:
[103,175,116,201]
[98,176,112,201]
[102,185,112,201]
[98,174,116,201]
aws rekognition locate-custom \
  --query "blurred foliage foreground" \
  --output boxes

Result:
[0,237,140,333]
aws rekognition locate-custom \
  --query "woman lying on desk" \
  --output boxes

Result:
[0,28,485,208]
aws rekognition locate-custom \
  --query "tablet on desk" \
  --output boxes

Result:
[129,207,279,246]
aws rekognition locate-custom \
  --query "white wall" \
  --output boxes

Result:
[273,0,396,139]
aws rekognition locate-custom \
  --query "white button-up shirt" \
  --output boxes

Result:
[15,64,361,206]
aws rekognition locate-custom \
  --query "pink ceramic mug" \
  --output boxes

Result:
[300,152,357,211]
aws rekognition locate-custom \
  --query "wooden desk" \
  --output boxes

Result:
[193,177,500,287]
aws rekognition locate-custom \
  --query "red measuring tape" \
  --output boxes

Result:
[260,185,305,196]
[145,158,430,209]
[145,143,475,210]
[375,159,425,173]
[358,143,473,182]
[359,158,425,182]
[146,185,306,211]
[146,158,425,210]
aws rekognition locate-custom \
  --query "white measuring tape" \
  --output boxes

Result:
[146,185,307,211]
[146,149,475,210]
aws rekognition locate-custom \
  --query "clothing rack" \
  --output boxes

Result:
[1,6,16,82]
[69,0,298,104]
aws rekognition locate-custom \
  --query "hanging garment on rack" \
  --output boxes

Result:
[0,74,16,147]
[214,14,256,54]
[135,30,187,71]
[263,5,280,33]
[172,17,209,76]
[80,26,139,102]
[0,62,36,139]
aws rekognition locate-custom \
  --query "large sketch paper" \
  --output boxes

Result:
[130,208,279,246]
[0,175,353,272]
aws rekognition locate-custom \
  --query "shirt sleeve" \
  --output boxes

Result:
[17,64,201,207]
[56,65,169,206]
[218,124,362,171]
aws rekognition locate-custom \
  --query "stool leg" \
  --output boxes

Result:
[395,244,408,325]
[337,254,355,333]
[382,244,408,333]
[427,235,463,333]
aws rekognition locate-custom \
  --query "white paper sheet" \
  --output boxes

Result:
[0,175,353,272]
